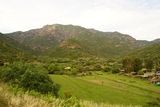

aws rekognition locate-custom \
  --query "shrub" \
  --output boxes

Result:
[111,68,120,74]
[47,64,61,74]
[138,70,144,75]
[0,62,27,83]
[103,66,111,72]
[0,62,60,97]
[93,64,102,71]
[20,69,60,96]
[70,68,78,75]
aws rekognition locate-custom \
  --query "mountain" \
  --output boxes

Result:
[128,42,160,60]
[0,33,32,61]
[152,39,160,44]
[6,24,150,58]
[0,33,23,61]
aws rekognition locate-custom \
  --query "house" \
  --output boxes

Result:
[156,71,160,76]
[64,67,71,70]
[150,76,160,84]
[142,72,155,78]
[150,71,160,84]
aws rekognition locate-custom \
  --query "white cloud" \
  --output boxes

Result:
[0,0,160,40]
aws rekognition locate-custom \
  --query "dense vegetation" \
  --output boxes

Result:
[0,62,60,97]
[121,57,160,75]
[128,43,160,60]
[6,24,150,58]
[0,33,33,62]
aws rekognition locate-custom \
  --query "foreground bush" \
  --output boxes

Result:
[0,62,27,83]
[0,62,60,96]
[20,70,60,97]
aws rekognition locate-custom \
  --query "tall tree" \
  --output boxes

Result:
[122,58,133,73]
[133,58,142,72]
[145,59,154,72]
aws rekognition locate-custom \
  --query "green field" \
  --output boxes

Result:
[50,73,160,106]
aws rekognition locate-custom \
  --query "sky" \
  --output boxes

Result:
[0,0,160,41]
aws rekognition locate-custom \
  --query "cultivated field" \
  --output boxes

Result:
[51,72,160,106]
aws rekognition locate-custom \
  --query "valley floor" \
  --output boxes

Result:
[51,72,160,106]
[0,82,141,107]
[0,72,159,107]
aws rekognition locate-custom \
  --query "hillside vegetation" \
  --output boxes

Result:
[0,33,32,61]
[6,24,149,58]
[128,43,160,59]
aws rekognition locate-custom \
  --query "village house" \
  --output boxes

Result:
[156,71,160,76]
[150,71,160,85]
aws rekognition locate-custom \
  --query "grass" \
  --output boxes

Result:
[0,83,140,107]
[50,72,160,106]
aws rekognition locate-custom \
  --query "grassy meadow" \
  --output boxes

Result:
[51,72,160,106]
[0,82,142,107]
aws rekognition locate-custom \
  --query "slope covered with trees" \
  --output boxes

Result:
[7,24,149,58]
[128,43,160,60]
[0,33,32,61]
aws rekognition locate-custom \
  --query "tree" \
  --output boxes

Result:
[47,64,60,74]
[20,70,60,96]
[0,62,60,97]
[145,59,154,72]
[122,58,133,73]
[133,58,142,73]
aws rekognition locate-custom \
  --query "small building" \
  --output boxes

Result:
[142,72,155,78]
[156,71,160,76]
[150,76,160,84]
[64,67,71,70]
[156,82,160,86]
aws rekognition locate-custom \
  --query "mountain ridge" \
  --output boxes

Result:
[1,24,160,59]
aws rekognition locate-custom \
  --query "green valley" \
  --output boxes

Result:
[0,24,160,107]
[51,73,160,106]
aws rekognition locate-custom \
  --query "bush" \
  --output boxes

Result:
[138,68,146,75]
[0,62,60,97]
[103,66,111,72]
[20,69,60,96]
[0,62,27,83]
[70,68,78,75]
[93,64,102,71]
[111,68,120,74]
[47,64,61,74]
[138,70,144,75]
